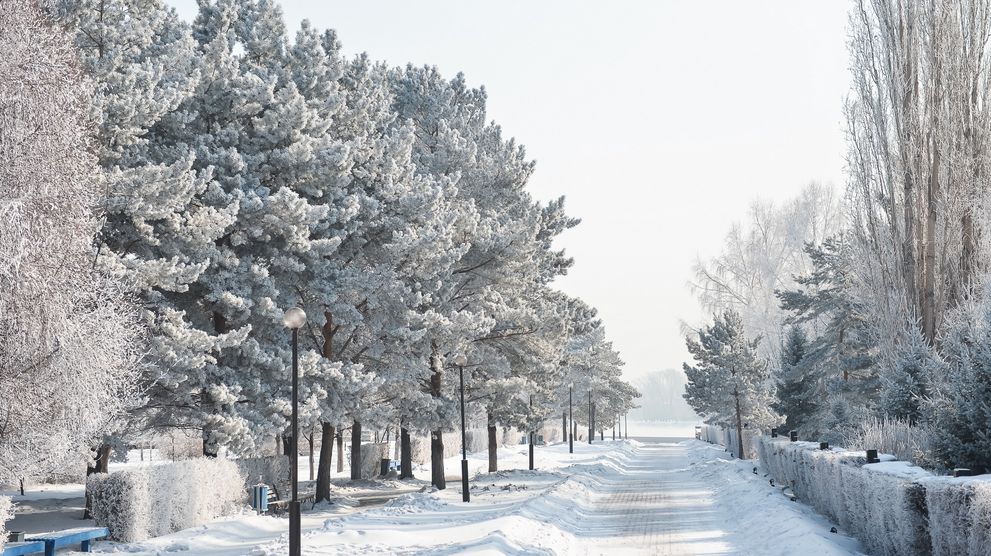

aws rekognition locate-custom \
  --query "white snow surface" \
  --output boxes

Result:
[14,440,862,555]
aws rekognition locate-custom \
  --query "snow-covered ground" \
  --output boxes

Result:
[0,438,867,555]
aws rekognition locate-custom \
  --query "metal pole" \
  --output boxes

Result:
[459,365,469,502]
[588,391,592,444]
[528,395,534,470]
[568,385,573,454]
[290,328,300,556]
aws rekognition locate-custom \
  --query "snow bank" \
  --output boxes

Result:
[88,458,245,541]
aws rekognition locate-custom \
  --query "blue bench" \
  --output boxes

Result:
[1,541,45,556]
[27,527,108,556]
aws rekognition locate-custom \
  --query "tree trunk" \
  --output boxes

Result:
[561,411,567,443]
[487,413,498,473]
[282,434,292,456]
[922,147,940,344]
[733,386,745,459]
[599,428,603,441]
[83,443,112,519]
[429,341,446,489]
[400,427,414,479]
[336,429,344,472]
[572,420,577,443]
[308,430,315,481]
[350,420,362,481]
[316,423,335,502]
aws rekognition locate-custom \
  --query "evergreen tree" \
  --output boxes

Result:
[772,326,819,433]
[683,310,778,457]
[777,237,878,439]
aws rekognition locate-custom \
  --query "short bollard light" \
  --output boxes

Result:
[789,431,798,442]
[866,449,880,464]
[771,428,778,438]
[819,442,829,450]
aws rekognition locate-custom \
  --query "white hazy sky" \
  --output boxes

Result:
[169,1,853,383]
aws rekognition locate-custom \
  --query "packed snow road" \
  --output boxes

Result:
[250,439,863,555]
[74,435,863,555]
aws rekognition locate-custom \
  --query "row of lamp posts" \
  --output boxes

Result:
[282,308,629,551]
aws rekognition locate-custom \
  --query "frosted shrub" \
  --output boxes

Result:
[235,456,289,492]
[0,496,12,549]
[88,458,245,542]
[847,417,933,467]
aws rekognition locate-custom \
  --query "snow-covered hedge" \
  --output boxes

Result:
[235,455,288,492]
[88,458,245,542]
[757,437,930,555]
[0,495,12,549]
[922,476,991,556]
[699,424,756,458]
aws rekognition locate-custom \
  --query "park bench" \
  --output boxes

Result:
[261,483,316,515]
[1,540,45,556]
[28,527,108,555]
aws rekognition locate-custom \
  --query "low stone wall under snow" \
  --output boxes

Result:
[87,458,245,542]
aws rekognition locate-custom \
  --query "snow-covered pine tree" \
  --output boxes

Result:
[772,326,819,434]
[776,237,877,440]
[880,324,934,424]
[0,0,140,483]
[683,310,778,458]
[391,64,579,488]
[52,0,246,463]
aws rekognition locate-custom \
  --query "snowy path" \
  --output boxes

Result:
[578,442,729,554]
[73,436,864,555]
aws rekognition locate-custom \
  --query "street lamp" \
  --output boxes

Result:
[588,391,592,445]
[528,395,535,471]
[454,353,469,503]
[283,307,306,556]
[568,382,574,454]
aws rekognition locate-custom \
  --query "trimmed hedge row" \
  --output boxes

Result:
[87,458,245,542]
[757,436,991,556]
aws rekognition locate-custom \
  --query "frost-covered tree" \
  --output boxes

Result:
[920,294,991,471]
[683,311,778,457]
[692,183,840,363]
[390,65,578,488]
[772,326,819,433]
[777,237,878,439]
[51,0,244,464]
[0,0,140,483]
[846,0,991,348]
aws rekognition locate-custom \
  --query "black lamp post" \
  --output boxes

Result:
[455,354,470,503]
[528,394,535,470]
[587,391,592,444]
[283,307,307,556]
[568,383,574,454]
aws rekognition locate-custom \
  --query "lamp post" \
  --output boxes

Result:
[587,391,592,444]
[568,383,574,454]
[283,307,307,556]
[454,354,469,503]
